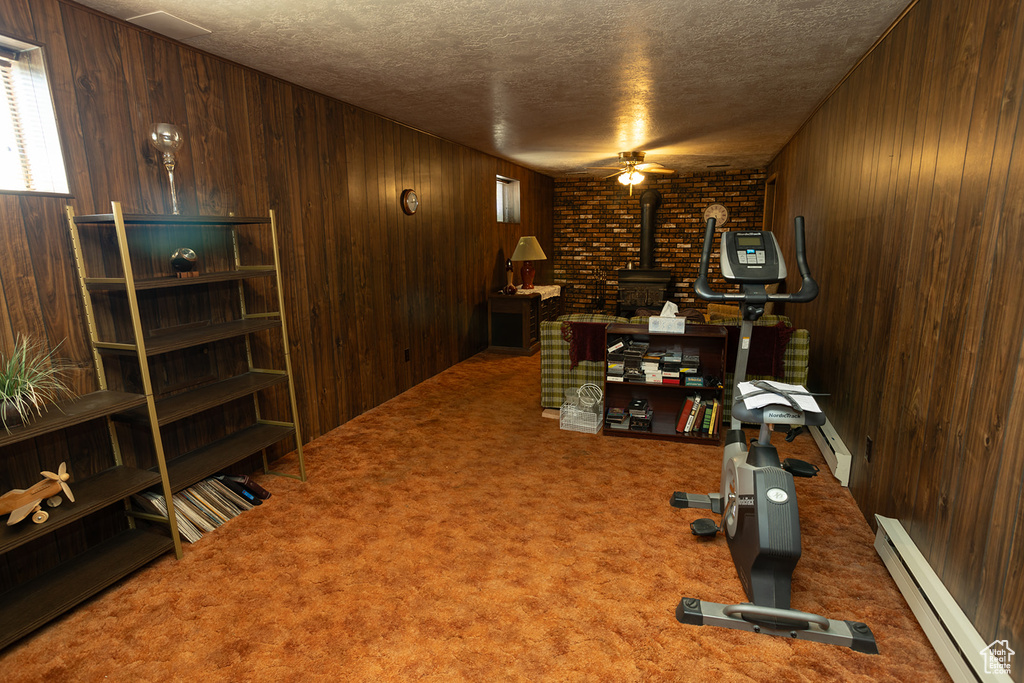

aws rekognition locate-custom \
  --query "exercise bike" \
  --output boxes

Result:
[670,216,877,654]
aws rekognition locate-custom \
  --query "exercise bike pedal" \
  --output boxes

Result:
[782,458,819,478]
[690,518,720,537]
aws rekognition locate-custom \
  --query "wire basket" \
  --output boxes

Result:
[560,383,604,434]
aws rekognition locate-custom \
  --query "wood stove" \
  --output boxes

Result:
[617,189,672,317]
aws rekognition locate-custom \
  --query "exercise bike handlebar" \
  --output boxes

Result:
[693,216,819,303]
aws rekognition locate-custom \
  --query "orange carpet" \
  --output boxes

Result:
[0,352,947,681]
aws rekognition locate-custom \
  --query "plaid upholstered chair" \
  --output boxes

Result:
[540,313,628,409]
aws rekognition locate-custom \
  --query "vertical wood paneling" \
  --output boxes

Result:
[767,0,1024,665]
[118,23,194,216]
[0,0,33,38]
[0,198,49,343]
[62,5,142,212]
[0,0,553,598]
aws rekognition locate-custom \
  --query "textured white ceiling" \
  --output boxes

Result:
[74,0,910,176]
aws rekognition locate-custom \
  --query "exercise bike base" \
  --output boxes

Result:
[676,597,878,654]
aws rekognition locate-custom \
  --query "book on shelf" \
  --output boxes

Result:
[701,402,714,435]
[628,398,649,416]
[677,396,695,432]
[605,407,628,427]
[186,489,230,525]
[217,473,272,500]
[173,495,216,532]
[214,477,260,507]
[684,395,703,433]
[691,403,707,434]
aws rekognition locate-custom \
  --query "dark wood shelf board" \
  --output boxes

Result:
[73,213,270,226]
[86,267,275,291]
[0,529,174,650]
[0,466,163,555]
[97,318,281,357]
[164,423,296,492]
[606,322,728,340]
[0,391,148,448]
[603,427,720,444]
[607,379,722,391]
[117,371,289,426]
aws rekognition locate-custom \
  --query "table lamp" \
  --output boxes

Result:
[511,236,547,289]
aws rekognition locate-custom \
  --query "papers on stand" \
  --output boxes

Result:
[736,380,821,413]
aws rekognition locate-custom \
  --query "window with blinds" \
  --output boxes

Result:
[496,175,520,223]
[0,36,68,194]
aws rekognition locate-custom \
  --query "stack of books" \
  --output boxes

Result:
[676,395,721,438]
[662,352,682,384]
[642,352,664,384]
[622,342,649,381]
[628,398,652,432]
[605,406,630,430]
[133,475,272,544]
[607,360,625,382]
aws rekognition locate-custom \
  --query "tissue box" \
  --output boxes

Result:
[648,317,687,333]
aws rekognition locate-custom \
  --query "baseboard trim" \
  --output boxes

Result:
[810,418,851,486]
[874,515,1014,682]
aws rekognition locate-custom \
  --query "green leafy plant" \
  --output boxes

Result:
[0,336,76,432]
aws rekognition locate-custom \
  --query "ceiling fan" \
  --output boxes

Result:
[589,151,675,195]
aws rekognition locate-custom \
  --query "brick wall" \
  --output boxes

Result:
[553,169,767,315]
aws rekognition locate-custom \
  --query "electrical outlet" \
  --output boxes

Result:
[865,436,873,463]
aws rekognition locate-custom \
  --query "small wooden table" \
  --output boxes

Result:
[487,287,562,355]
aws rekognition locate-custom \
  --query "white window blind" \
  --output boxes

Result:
[496,175,520,223]
[0,38,68,194]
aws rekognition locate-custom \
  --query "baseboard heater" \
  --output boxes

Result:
[874,515,1014,682]
[809,418,851,487]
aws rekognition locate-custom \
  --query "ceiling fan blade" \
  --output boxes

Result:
[602,170,625,179]
[635,162,665,170]
[61,481,74,503]
[586,166,625,171]
[643,167,676,174]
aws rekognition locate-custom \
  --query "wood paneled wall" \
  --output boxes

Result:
[0,0,552,445]
[767,0,1023,668]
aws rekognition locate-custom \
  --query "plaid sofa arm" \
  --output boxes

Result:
[540,314,626,408]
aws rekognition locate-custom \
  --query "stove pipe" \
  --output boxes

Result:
[638,189,661,269]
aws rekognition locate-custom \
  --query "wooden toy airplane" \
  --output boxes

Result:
[0,462,75,526]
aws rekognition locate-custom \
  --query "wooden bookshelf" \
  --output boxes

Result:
[603,323,727,444]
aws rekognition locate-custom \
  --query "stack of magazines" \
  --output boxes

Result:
[132,475,270,544]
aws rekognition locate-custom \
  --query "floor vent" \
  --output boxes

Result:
[810,418,851,486]
[874,515,1013,682]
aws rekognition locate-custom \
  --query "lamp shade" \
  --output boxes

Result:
[511,236,547,262]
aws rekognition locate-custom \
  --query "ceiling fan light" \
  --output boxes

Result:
[619,170,645,185]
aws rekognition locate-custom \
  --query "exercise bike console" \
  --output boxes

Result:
[720,231,786,283]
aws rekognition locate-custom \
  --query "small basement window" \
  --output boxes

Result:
[496,175,520,223]
[0,36,68,194]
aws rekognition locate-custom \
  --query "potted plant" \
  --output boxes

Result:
[0,336,76,432]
